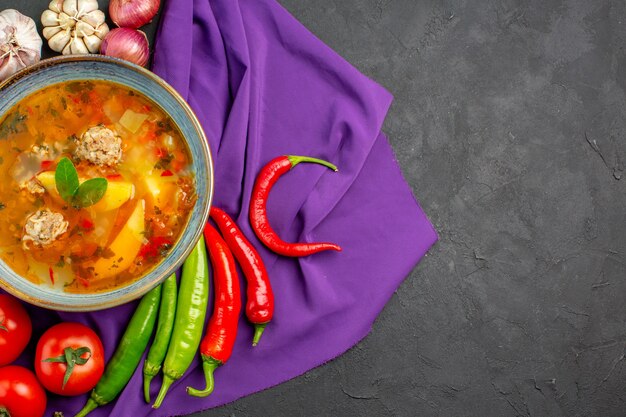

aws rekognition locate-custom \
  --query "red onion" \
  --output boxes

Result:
[100,28,149,67]
[109,0,160,29]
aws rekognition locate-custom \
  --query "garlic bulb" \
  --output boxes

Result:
[41,0,109,55]
[0,9,43,81]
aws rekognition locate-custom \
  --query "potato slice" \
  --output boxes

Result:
[90,199,145,280]
[143,174,178,208]
[36,171,135,211]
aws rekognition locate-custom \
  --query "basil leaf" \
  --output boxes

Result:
[55,157,79,202]
[74,178,107,208]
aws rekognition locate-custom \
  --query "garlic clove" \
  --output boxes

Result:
[62,0,79,17]
[42,26,62,40]
[75,20,96,37]
[58,12,76,29]
[48,0,64,14]
[61,41,71,55]
[40,9,59,27]
[81,9,105,28]
[94,22,109,40]
[70,36,88,54]
[48,28,71,53]
[83,33,102,53]
[76,0,99,17]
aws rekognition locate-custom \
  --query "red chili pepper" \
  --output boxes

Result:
[154,147,168,159]
[187,223,241,398]
[160,170,173,177]
[249,155,342,256]
[138,236,173,259]
[48,267,54,285]
[40,160,54,171]
[79,218,94,230]
[210,207,274,346]
[106,173,122,180]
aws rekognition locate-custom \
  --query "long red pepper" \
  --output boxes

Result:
[187,223,242,398]
[250,155,342,257]
[210,207,274,346]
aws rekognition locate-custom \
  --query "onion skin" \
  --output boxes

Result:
[109,0,160,29]
[100,28,149,67]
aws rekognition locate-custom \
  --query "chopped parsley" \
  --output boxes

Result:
[0,111,27,140]
[154,152,174,170]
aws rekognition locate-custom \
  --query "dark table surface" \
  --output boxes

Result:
[4,0,625,416]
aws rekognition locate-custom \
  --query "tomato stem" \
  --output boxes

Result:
[0,318,7,332]
[43,346,91,389]
[0,406,10,417]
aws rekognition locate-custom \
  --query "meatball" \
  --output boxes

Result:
[75,125,122,166]
[22,209,68,247]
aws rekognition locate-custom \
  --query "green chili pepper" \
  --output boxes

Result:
[153,236,209,409]
[74,285,161,417]
[143,273,178,403]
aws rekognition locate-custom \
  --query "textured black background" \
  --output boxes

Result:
[5,0,626,416]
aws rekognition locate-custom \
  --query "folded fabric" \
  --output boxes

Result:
[7,0,437,415]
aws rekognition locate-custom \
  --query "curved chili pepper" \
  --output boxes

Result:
[187,223,241,397]
[143,273,177,403]
[249,155,341,256]
[75,284,161,417]
[153,237,209,409]
[210,207,274,346]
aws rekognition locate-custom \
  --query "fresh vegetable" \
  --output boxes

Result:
[0,9,42,82]
[34,322,104,396]
[41,0,109,54]
[55,157,108,209]
[153,236,209,408]
[119,109,149,133]
[90,199,145,280]
[187,224,241,397]
[100,28,150,67]
[0,295,32,366]
[250,155,342,256]
[143,273,177,403]
[0,365,46,417]
[210,207,274,346]
[36,171,135,212]
[75,285,161,417]
[109,0,160,29]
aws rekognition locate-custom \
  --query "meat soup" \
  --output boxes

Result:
[0,80,196,293]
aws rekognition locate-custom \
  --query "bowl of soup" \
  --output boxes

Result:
[0,55,213,311]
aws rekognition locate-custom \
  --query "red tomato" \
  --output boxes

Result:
[0,295,32,366]
[34,322,104,396]
[0,365,46,417]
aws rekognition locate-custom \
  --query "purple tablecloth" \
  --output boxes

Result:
[10,0,437,415]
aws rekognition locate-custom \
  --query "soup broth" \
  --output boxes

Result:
[0,80,196,293]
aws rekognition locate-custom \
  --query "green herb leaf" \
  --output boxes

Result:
[73,178,107,208]
[55,157,79,202]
